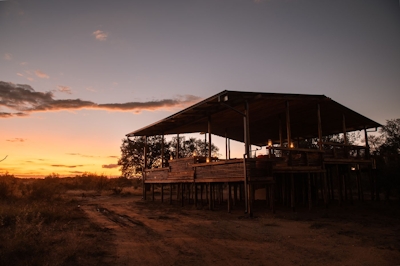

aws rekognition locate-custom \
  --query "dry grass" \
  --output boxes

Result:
[0,173,138,266]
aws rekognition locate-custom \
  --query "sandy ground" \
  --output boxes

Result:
[77,189,400,266]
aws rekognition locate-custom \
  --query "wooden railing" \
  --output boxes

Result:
[319,142,369,160]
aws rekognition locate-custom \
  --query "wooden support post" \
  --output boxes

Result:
[200,184,204,205]
[225,131,228,160]
[330,169,334,201]
[169,184,173,204]
[347,168,353,205]
[248,184,253,217]
[302,176,306,206]
[143,136,148,200]
[342,114,348,145]
[308,174,312,211]
[208,116,212,160]
[317,103,323,150]
[206,184,209,204]
[187,184,191,204]
[228,183,232,213]
[323,172,329,208]
[228,138,231,159]
[270,182,275,213]
[194,184,198,207]
[233,184,237,206]
[209,183,213,210]
[151,184,155,201]
[282,175,286,206]
[181,183,184,207]
[343,174,347,201]
[291,174,295,212]
[161,184,164,203]
[286,101,292,148]
[161,133,165,167]
[176,133,180,159]
[279,116,283,147]
[369,166,375,201]
[337,165,343,206]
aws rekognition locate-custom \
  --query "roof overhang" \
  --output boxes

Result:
[126,90,381,146]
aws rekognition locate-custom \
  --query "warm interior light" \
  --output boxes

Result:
[290,142,294,148]
[170,155,173,160]
[206,157,210,163]
[193,150,197,156]
[267,139,272,147]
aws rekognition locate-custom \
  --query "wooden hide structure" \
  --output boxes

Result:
[126,91,381,214]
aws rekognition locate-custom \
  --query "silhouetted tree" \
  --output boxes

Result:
[118,135,219,178]
[118,135,171,178]
[170,136,219,158]
[369,119,400,200]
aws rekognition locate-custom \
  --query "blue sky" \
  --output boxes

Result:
[1,0,399,177]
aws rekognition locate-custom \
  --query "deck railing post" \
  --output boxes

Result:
[143,136,147,200]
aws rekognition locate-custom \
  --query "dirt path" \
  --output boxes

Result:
[79,193,400,266]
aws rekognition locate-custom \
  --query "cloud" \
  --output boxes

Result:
[92,30,108,41]
[51,164,84,168]
[0,112,27,118]
[0,81,202,118]
[102,164,119,169]
[57,85,72,94]
[4,53,12,61]
[6,138,26,142]
[86,87,97,92]
[69,171,85,174]
[35,70,49,79]
[66,153,96,158]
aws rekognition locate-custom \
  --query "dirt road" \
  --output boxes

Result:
[79,192,400,266]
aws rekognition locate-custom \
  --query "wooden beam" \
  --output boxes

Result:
[143,136,147,200]
[208,116,212,160]
[161,133,164,167]
[317,103,323,150]
[177,133,180,159]
[286,101,292,148]
[225,130,228,160]
[342,114,348,145]
[364,127,370,159]
[279,115,283,146]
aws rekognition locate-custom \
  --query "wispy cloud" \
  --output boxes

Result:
[0,81,202,118]
[86,87,97,92]
[66,153,96,158]
[4,53,12,61]
[6,138,26,142]
[51,164,84,168]
[92,30,108,41]
[102,164,119,169]
[57,85,72,94]
[34,70,49,79]
[0,112,27,118]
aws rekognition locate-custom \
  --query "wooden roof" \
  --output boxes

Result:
[126,90,381,146]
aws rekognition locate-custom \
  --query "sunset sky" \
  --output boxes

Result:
[1,0,400,178]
